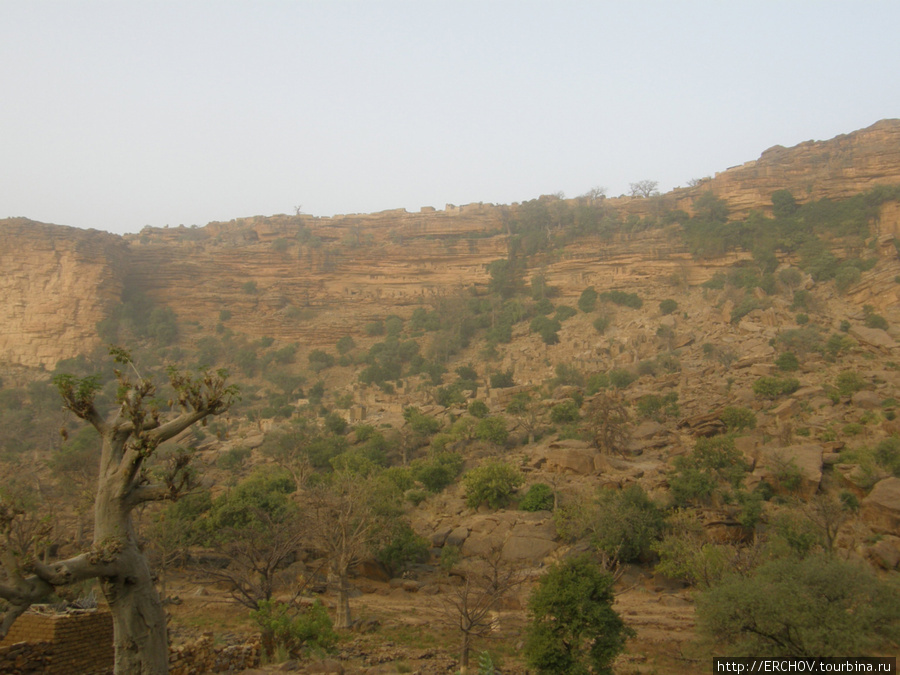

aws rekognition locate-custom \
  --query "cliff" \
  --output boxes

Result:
[2,119,900,369]
[0,219,126,369]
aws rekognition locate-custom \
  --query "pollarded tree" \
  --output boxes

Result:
[0,347,238,674]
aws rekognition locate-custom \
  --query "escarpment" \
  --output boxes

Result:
[2,119,900,369]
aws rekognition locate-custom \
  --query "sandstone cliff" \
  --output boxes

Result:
[0,219,126,368]
[2,119,900,369]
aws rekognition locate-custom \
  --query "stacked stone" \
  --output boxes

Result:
[0,641,52,674]
[168,634,261,675]
[0,610,112,674]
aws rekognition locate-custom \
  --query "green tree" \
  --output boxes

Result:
[525,555,633,674]
[697,555,900,657]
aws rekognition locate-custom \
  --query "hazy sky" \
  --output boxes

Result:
[2,1,899,235]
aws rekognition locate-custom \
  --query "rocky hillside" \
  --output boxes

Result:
[1,119,900,370]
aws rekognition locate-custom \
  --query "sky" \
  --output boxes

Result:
[2,1,899,235]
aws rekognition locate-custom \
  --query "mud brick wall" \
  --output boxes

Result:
[0,610,113,674]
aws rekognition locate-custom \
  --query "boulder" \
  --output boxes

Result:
[861,477,900,536]
[851,390,883,410]
[545,444,599,475]
[849,325,899,351]
[866,535,900,570]
[445,526,470,548]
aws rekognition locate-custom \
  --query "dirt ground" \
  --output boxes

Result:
[164,562,704,674]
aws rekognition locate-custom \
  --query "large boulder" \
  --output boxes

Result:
[545,440,599,475]
[861,477,900,536]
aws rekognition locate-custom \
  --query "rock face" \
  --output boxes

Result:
[0,219,126,368]
[862,477,900,536]
[2,120,900,368]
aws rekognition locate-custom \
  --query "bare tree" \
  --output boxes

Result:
[0,348,237,674]
[443,544,525,675]
[202,508,305,610]
[304,471,388,629]
[629,180,659,198]
[584,392,631,456]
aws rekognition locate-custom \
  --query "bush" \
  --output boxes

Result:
[659,299,678,315]
[490,371,515,389]
[520,483,555,512]
[774,352,799,372]
[719,406,757,432]
[752,376,800,400]
[592,485,665,562]
[376,521,430,575]
[696,555,900,657]
[524,555,633,674]
[608,369,636,389]
[578,287,598,313]
[550,400,581,424]
[251,599,337,659]
[835,371,866,397]
[592,314,612,334]
[555,305,577,322]
[463,461,524,509]
[411,452,464,492]
[467,400,489,418]
[669,436,749,506]
[473,416,509,445]
[599,290,642,309]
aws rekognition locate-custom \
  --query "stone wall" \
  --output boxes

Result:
[0,609,113,674]
[168,633,261,674]
[0,610,261,675]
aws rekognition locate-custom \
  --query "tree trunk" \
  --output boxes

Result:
[460,632,470,675]
[334,569,352,630]
[94,485,169,674]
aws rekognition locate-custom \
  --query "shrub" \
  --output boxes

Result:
[550,400,581,424]
[251,599,337,659]
[463,461,524,509]
[834,265,861,293]
[308,349,336,373]
[555,305,577,322]
[752,376,800,400]
[835,371,866,397]
[490,371,515,389]
[467,400,489,418]
[659,299,678,315]
[599,290,642,309]
[608,369,636,389]
[592,314,612,334]
[592,485,665,562]
[241,280,258,294]
[336,336,356,355]
[669,435,749,506]
[473,416,509,445]
[774,352,799,372]
[376,521,430,575]
[403,406,442,436]
[636,392,679,422]
[578,287,598,313]
[411,452,464,492]
[520,483,555,512]
[720,406,757,432]
[865,312,889,330]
